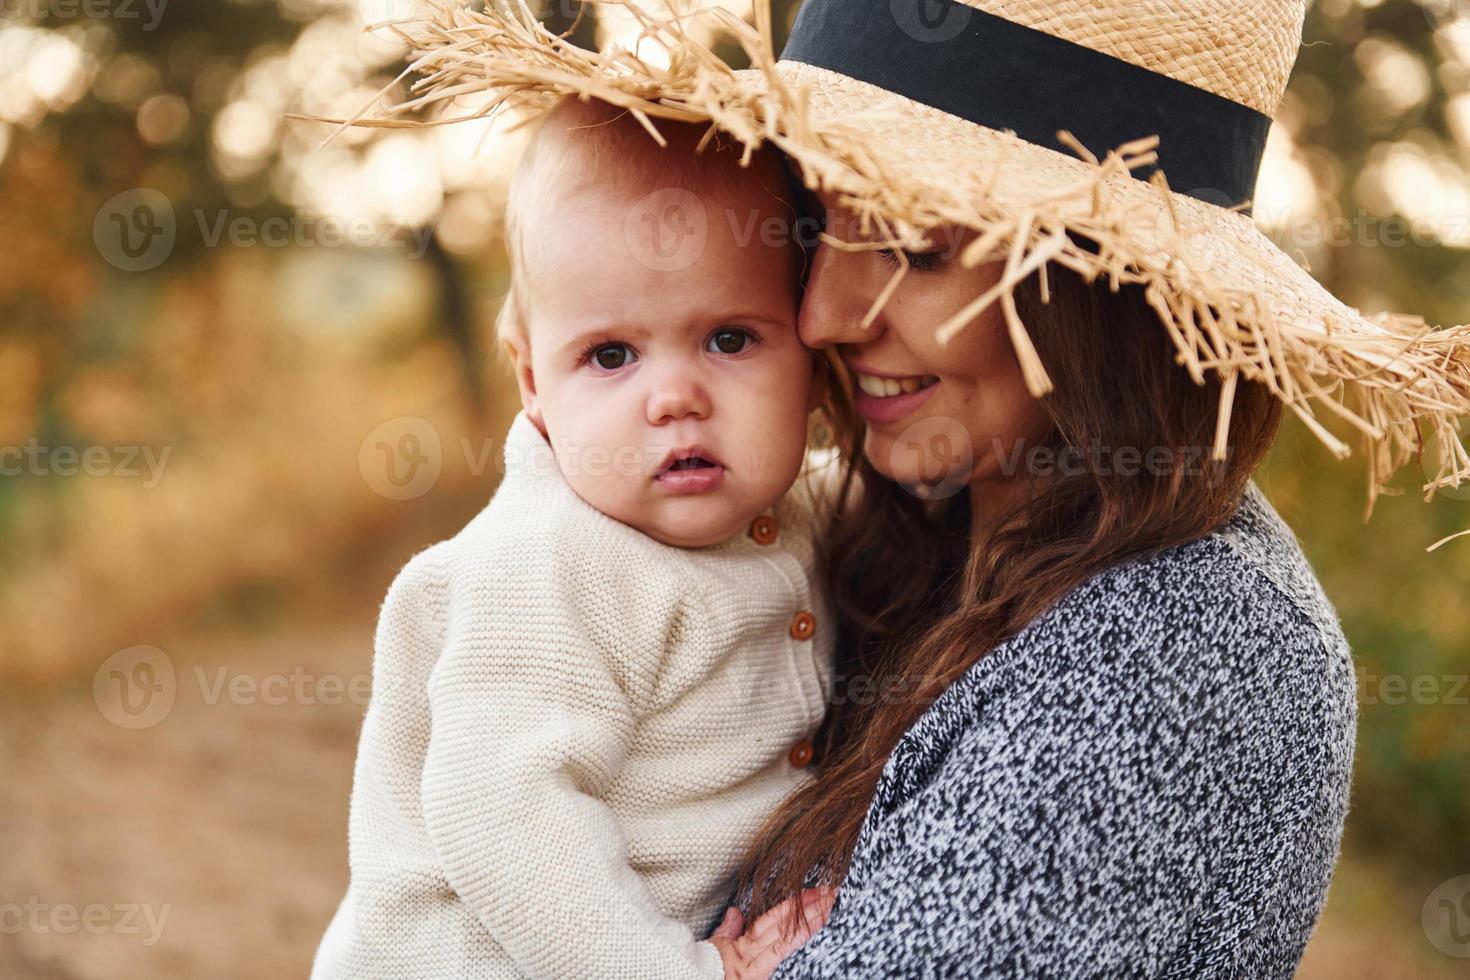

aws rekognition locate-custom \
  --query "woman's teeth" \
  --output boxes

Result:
[854,372,939,398]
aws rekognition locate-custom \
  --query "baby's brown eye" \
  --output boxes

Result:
[593,344,631,370]
[709,329,751,355]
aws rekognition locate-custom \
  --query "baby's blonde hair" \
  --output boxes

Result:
[493,95,802,366]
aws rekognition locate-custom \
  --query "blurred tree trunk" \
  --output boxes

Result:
[420,231,488,420]
[428,0,598,418]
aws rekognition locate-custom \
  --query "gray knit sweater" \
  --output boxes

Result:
[755,480,1356,979]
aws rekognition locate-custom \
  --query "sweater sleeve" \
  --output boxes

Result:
[418,556,725,980]
[771,550,1351,980]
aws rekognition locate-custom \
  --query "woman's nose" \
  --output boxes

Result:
[798,242,881,350]
[645,365,712,424]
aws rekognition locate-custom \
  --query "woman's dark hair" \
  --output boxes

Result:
[734,242,1284,928]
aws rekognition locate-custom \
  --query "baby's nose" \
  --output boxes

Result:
[645,369,712,423]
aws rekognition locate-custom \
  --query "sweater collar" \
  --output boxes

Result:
[501,409,563,489]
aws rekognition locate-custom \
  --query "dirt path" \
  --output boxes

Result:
[2,614,371,979]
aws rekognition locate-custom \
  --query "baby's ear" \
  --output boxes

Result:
[498,332,522,370]
[500,325,543,428]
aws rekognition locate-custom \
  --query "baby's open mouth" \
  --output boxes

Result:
[656,444,725,475]
[654,445,727,492]
[667,456,717,470]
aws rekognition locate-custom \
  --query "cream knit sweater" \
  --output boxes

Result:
[313,410,839,979]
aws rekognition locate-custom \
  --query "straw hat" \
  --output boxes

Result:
[322,0,1470,534]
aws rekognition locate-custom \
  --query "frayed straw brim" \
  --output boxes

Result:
[303,0,1470,525]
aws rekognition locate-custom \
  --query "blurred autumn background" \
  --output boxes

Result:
[2,0,1469,976]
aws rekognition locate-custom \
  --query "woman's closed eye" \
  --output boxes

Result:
[875,246,945,272]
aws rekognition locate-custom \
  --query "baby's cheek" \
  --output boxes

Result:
[734,428,803,489]
[750,346,818,403]
[559,458,626,517]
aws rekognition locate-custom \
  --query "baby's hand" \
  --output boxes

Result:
[708,886,837,980]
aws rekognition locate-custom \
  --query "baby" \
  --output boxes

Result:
[313,96,840,979]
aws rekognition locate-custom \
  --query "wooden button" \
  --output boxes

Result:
[788,738,814,768]
[749,515,778,545]
[789,610,815,641]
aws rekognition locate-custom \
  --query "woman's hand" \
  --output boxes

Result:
[708,886,837,980]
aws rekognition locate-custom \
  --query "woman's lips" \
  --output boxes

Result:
[653,463,726,493]
[851,370,940,425]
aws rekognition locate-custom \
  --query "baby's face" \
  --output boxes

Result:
[514,177,817,548]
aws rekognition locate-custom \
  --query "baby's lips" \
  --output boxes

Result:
[654,443,726,475]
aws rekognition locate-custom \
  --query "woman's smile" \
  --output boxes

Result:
[848,363,941,425]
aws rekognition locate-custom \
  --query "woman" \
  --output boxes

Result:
[712,204,1356,979]
[345,0,1470,976]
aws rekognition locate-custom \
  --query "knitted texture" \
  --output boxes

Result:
[757,480,1356,979]
[313,410,838,979]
